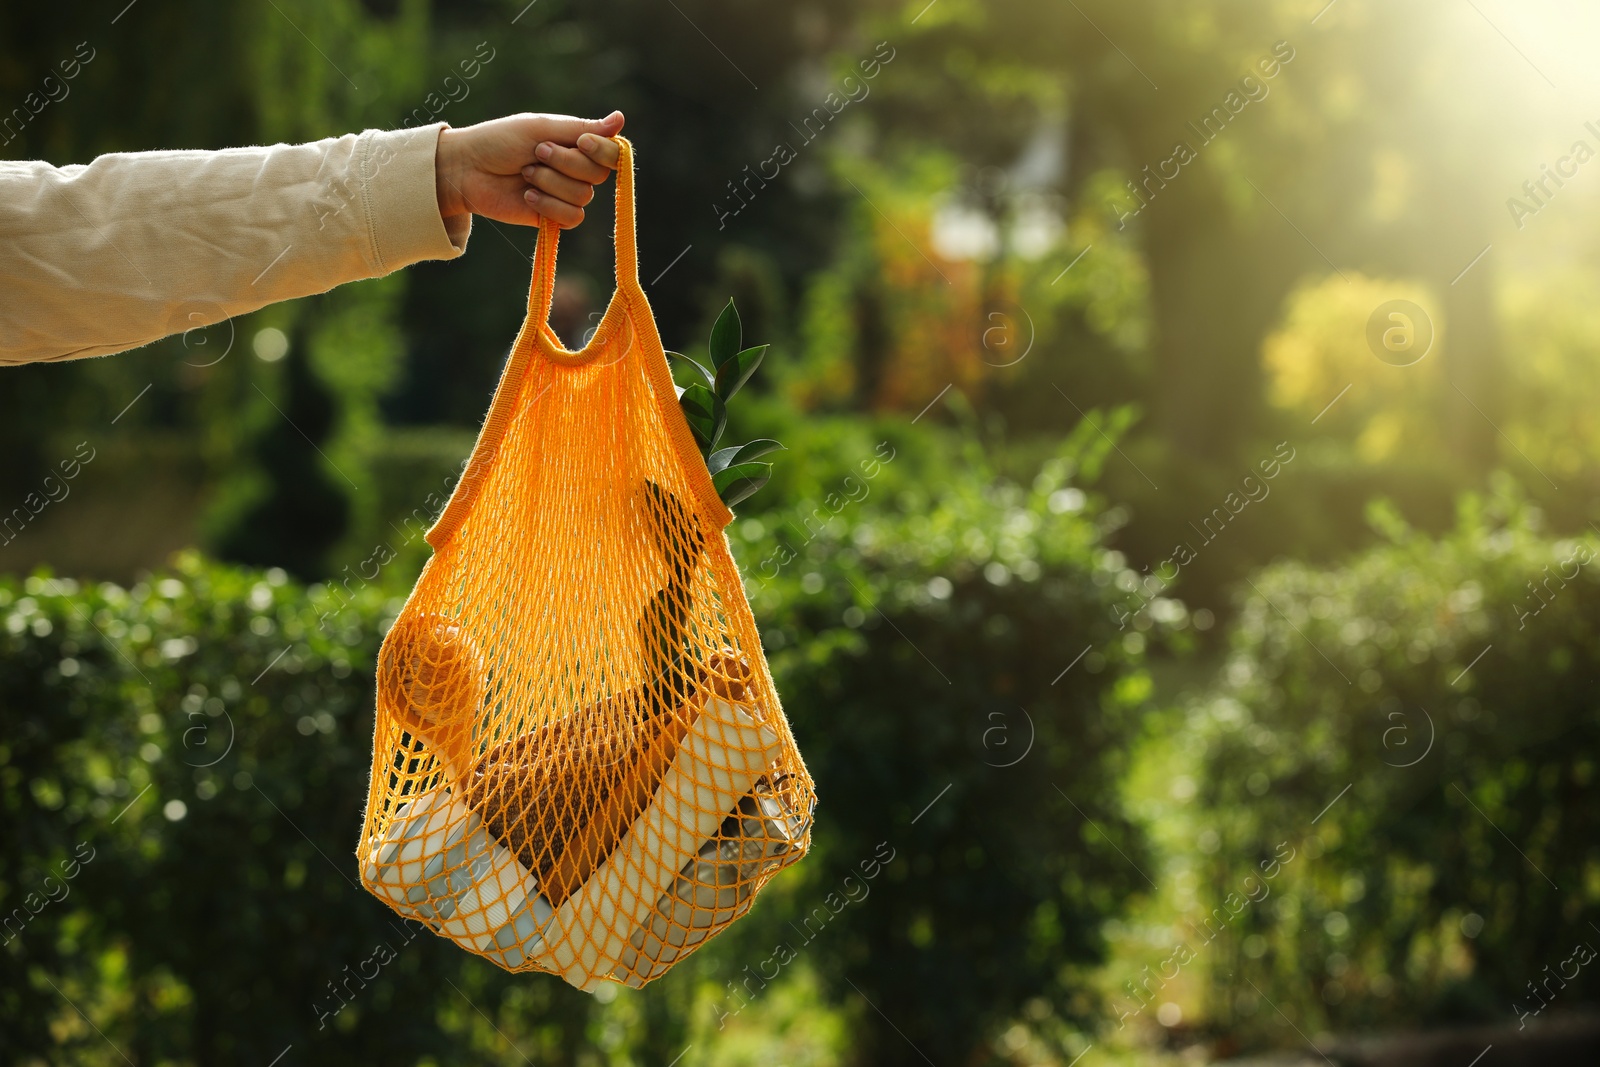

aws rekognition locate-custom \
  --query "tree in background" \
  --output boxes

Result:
[211,328,351,580]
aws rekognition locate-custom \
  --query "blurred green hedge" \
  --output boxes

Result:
[0,559,601,1064]
[730,420,1182,1063]
[1172,479,1600,1041]
[0,425,1170,1065]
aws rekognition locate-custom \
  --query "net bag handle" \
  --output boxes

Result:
[425,136,732,551]
[524,137,641,364]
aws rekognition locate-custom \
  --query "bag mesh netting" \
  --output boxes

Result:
[357,136,814,991]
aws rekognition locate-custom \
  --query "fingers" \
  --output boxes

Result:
[525,142,611,185]
[523,163,596,208]
[524,187,585,229]
[515,122,624,230]
[455,111,624,229]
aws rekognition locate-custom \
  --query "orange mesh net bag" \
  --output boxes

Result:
[357,136,814,991]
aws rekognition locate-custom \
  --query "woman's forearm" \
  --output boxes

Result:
[0,123,468,366]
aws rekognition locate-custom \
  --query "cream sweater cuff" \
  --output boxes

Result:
[361,123,472,270]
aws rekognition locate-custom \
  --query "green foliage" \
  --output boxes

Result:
[211,338,350,581]
[0,418,1172,1064]
[716,348,769,406]
[12,0,1600,1054]
[709,297,768,391]
[670,352,715,390]
[0,559,601,1064]
[715,422,1183,1064]
[674,300,780,509]
[677,382,728,453]
[711,463,773,509]
[1175,479,1600,1037]
[709,440,785,475]
[707,301,745,384]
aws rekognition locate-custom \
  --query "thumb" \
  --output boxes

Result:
[534,110,625,147]
[588,110,625,135]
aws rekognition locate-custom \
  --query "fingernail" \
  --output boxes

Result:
[535,142,552,161]
[524,189,538,203]
[522,165,537,178]
[578,133,597,152]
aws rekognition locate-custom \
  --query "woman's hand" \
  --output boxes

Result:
[435,111,625,230]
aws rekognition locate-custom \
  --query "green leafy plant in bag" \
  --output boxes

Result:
[668,299,783,508]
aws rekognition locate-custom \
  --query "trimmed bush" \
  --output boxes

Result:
[0,559,597,1064]
[1175,484,1600,1039]
[727,423,1183,1064]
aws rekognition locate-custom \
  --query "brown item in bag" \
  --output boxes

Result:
[465,691,693,906]
[465,650,752,907]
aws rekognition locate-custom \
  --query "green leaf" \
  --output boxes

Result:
[678,383,726,453]
[666,350,715,389]
[712,461,772,508]
[708,439,785,475]
[708,299,741,371]
[714,344,768,402]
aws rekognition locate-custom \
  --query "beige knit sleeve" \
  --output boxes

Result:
[0,123,472,366]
